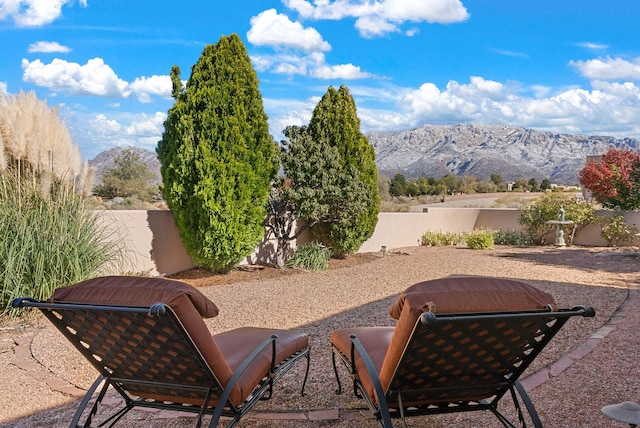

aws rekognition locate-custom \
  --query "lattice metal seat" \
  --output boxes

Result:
[13,276,310,427]
[331,277,595,428]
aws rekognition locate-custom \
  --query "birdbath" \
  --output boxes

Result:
[546,205,574,248]
[602,401,640,427]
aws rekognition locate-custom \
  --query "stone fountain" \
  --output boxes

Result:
[546,205,574,247]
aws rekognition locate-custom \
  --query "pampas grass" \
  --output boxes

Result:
[0,91,83,185]
[0,169,126,316]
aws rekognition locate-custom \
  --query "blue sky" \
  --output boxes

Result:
[2,0,640,160]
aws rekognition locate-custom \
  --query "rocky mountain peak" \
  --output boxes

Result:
[368,124,640,184]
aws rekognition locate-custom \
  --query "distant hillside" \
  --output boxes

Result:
[88,125,640,187]
[88,146,161,185]
[368,124,640,184]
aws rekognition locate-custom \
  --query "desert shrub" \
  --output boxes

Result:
[597,213,639,247]
[421,230,465,246]
[286,241,332,271]
[464,230,494,250]
[0,170,125,316]
[518,193,595,245]
[492,229,534,246]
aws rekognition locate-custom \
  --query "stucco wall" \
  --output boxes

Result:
[102,208,640,276]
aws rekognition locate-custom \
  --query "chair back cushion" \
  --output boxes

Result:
[51,276,240,403]
[379,277,556,394]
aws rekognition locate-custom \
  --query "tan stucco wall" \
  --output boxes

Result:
[102,208,640,276]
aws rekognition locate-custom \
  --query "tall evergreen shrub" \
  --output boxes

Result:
[308,85,380,256]
[157,34,277,272]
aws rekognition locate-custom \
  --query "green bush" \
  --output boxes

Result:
[0,170,125,317]
[421,230,465,246]
[286,241,332,271]
[465,230,495,250]
[518,193,595,245]
[492,229,534,246]
[157,34,277,272]
[597,213,639,247]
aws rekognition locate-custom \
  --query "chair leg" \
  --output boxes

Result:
[70,376,108,428]
[300,350,311,397]
[515,381,543,428]
[331,350,343,395]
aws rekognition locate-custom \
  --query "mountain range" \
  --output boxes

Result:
[369,124,640,184]
[89,124,640,186]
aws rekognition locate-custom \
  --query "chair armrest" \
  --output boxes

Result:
[210,335,277,425]
[349,334,393,428]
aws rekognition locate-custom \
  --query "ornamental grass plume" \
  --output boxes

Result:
[0,90,82,184]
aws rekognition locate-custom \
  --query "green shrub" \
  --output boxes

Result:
[464,230,495,250]
[518,193,595,245]
[597,213,639,247]
[421,230,465,246]
[0,170,125,317]
[286,242,332,271]
[492,229,533,246]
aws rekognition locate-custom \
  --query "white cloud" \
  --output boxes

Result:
[125,112,166,137]
[491,48,528,58]
[389,76,640,137]
[570,56,640,81]
[68,111,166,157]
[252,51,375,80]
[248,8,330,52]
[576,42,609,50]
[28,41,71,53]
[283,0,469,37]
[0,0,86,27]
[89,114,122,134]
[21,57,131,98]
[311,63,373,79]
[0,81,7,95]
[129,75,172,103]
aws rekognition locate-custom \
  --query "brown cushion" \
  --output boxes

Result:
[51,276,241,404]
[214,327,309,401]
[388,276,557,319]
[51,276,219,318]
[332,327,395,403]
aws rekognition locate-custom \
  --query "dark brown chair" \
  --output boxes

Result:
[13,276,310,428]
[331,277,595,428]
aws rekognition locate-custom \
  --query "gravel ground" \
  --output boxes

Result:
[1,245,638,427]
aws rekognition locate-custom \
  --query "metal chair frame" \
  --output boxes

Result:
[13,298,310,428]
[332,305,595,428]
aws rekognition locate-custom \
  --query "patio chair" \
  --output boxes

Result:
[331,277,595,428]
[12,276,310,428]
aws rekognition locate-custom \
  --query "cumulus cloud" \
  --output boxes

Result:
[69,111,166,157]
[21,57,131,98]
[248,8,330,51]
[28,41,71,53]
[89,113,121,135]
[0,0,86,27]
[0,81,7,94]
[283,0,469,37]
[129,75,172,103]
[387,75,640,137]
[125,112,166,137]
[311,63,373,79]
[570,56,640,81]
[252,51,375,80]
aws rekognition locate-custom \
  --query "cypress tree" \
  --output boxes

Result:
[308,85,380,256]
[157,34,277,272]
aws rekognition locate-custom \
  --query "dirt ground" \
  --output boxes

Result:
[1,245,637,428]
